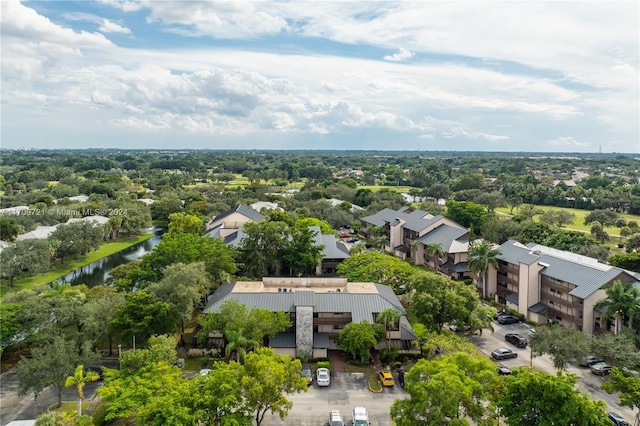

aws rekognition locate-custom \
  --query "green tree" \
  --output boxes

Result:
[467,240,501,299]
[584,209,620,227]
[50,222,103,264]
[294,217,334,234]
[336,251,417,292]
[627,233,640,252]
[377,307,401,349]
[119,334,178,374]
[390,352,500,426]
[411,273,481,334]
[282,227,324,276]
[141,232,236,286]
[445,201,488,231]
[528,324,590,371]
[337,320,380,363]
[109,291,175,344]
[539,209,576,228]
[601,367,640,426]
[80,289,124,356]
[150,195,183,221]
[146,262,208,333]
[65,365,100,417]
[517,221,554,244]
[193,361,251,425]
[610,252,640,272]
[18,336,99,408]
[0,216,23,241]
[498,369,610,426]
[0,239,51,287]
[98,361,195,425]
[590,333,640,369]
[424,242,446,273]
[224,328,259,363]
[237,220,289,278]
[167,212,204,235]
[240,348,307,426]
[543,230,597,252]
[594,280,640,334]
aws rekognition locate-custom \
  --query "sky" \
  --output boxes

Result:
[1,1,638,152]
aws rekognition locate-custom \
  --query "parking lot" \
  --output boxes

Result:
[469,320,636,424]
[260,372,407,426]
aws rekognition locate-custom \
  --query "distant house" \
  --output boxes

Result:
[67,215,110,226]
[489,240,640,334]
[325,198,364,212]
[16,225,59,241]
[203,277,417,358]
[250,201,281,212]
[360,206,472,279]
[205,205,265,239]
[138,198,155,205]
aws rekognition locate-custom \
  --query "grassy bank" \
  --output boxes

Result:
[0,233,153,297]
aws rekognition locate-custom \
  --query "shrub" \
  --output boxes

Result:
[316,361,331,370]
[380,347,399,365]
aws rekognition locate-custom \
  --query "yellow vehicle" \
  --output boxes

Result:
[378,370,395,387]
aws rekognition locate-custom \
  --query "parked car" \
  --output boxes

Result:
[621,367,640,378]
[590,362,612,376]
[580,355,605,367]
[316,367,331,386]
[497,365,512,375]
[491,348,518,360]
[497,315,520,325]
[198,368,211,377]
[301,363,313,386]
[608,412,631,426]
[329,410,344,426]
[505,333,528,348]
[494,311,509,320]
[346,238,359,243]
[378,370,395,387]
[338,233,350,238]
[528,327,536,337]
[352,406,369,426]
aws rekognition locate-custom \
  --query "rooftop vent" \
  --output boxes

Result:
[336,288,341,293]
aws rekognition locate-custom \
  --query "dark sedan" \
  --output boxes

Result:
[491,348,518,360]
[579,355,605,367]
[497,315,520,325]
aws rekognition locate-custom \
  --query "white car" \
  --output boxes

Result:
[329,410,344,426]
[316,367,331,387]
[353,406,369,426]
[198,368,211,377]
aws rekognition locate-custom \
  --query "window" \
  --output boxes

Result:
[313,313,318,318]
[333,324,344,330]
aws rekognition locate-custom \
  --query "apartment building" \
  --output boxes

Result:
[488,240,640,334]
[360,206,472,279]
[203,277,417,359]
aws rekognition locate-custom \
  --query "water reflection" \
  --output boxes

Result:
[59,227,164,287]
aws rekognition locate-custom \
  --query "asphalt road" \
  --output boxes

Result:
[469,320,636,424]
[0,359,118,425]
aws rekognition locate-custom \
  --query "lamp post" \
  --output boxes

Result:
[118,344,122,369]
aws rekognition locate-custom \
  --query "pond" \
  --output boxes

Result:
[59,227,164,287]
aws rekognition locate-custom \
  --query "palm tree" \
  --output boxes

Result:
[64,365,100,417]
[594,280,640,334]
[425,242,446,273]
[377,308,401,349]
[224,328,259,363]
[467,240,502,299]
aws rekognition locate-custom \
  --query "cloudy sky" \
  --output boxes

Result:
[1,1,638,152]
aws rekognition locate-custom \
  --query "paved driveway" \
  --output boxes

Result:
[469,321,636,424]
[261,372,408,426]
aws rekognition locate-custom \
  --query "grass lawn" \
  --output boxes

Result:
[0,233,154,297]
[495,205,640,236]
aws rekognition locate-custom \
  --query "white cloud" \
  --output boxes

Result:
[63,12,132,34]
[99,20,131,34]
[384,48,414,62]
[548,136,589,147]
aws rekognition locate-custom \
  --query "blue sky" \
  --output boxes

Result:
[1,1,638,152]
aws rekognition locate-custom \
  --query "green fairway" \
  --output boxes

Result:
[495,205,640,237]
[0,233,154,297]
[358,185,418,193]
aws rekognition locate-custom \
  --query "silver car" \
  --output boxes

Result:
[316,367,331,387]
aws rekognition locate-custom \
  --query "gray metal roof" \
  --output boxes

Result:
[400,316,417,340]
[314,333,330,348]
[360,207,445,232]
[310,226,350,260]
[529,302,547,313]
[417,224,468,252]
[204,282,408,324]
[505,293,519,305]
[204,224,223,238]
[441,261,470,273]
[217,205,265,223]
[270,332,295,348]
[497,240,635,300]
